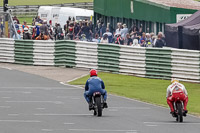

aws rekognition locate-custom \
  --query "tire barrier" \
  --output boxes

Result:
[0,38,199,83]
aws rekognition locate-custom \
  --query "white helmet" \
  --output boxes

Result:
[24,27,28,31]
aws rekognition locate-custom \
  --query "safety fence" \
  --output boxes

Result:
[0,38,199,83]
[0,2,93,17]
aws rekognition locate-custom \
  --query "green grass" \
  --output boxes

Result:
[69,72,200,116]
[18,17,33,25]
[1,0,93,6]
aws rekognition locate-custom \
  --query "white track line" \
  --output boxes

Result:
[7,114,20,116]
[0,106,10,108]
[34,114,91,116]
[109,107,150,110]
[6,101,64,104]
[68,129,137,132]
[144,122,200,125]
[0,120,40,123]
[41,129,53,132]
[67,74,89,83]
[0,67,12,70]
[64,123,75,125]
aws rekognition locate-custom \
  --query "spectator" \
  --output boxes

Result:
[133,39,140,47]
[56,23,64,40]
[88,21,94,33]
[21,21,29,33]
[13,16,20,24]
[121,24,128,39]
[115,34,124,45]
[92,34,100,43]
[152,36,157,47]
[13,30,21,40]
[35,16,43,24]
[78,22,92,40]
[67,22,74,40]
[74,21,81,37]
[13,20,19,31]
[100,22,106,37]
[124,33,133,46]
[23,27,31,40]
[100,34,109,43]
[36,33,48,40]
[81,34,87,41]
[115,23,122,36]
[103,28,113,43]
[145,33,153,47]
[130,25,138,37]
[155,33,165,48]
[158,32,166,46]
[137,26,143,37]
[39,20,49,36]
[139,33,146,47]
[64,20,70,36]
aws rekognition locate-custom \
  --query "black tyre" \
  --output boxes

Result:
[177,103,183,122]
[93,110,97,116]
[95,97,102,117]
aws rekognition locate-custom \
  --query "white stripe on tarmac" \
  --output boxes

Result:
[144,122,200,125]
[0,67,12,70]
[8,114,20,116]
[0,87,75,90]
[64,123,75,125]
[34,114,91,116]
[0,120,40,123]
[109,107,150,110]
[146,125,158,127]
[6,101,64,104]
[0,106,10,108]
[68,129,137,132]
[41,129,53,132]
[36,108,46,110]
[67,74,88,83]
[1,97,11,99]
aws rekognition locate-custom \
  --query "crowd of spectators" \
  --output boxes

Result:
[12,16,166,48]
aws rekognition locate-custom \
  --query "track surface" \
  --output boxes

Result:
[0,68,200,133]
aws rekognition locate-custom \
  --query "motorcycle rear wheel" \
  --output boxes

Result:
[95,97,102,117]
[177,103,183,122]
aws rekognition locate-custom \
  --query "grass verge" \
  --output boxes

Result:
[69,72,200,116]
[1,0,93,6]
[17,17,33,25]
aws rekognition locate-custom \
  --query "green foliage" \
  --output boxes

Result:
[69,72,200,116]
[1,0,93,6]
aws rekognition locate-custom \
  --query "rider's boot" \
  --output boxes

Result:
[183,110,188,116]
[170,111,176,117]
[89,102,93,110]
[103,102,108,108]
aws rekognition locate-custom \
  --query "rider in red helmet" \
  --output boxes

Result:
[84,69,108,110]
[166,78,188,117]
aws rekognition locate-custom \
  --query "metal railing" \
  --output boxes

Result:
[0,2,93,17]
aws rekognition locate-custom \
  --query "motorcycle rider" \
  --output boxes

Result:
[84,69,108,110]
[166,78,188,116]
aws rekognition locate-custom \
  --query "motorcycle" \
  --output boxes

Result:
[91,92,105,117]
[172,88,186,122]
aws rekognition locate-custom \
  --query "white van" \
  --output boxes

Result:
[38,6,93,27]
[38,6,53,22]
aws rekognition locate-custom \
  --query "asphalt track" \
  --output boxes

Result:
[0,68,200,133]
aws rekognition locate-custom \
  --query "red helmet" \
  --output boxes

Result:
[90,69,97,77]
